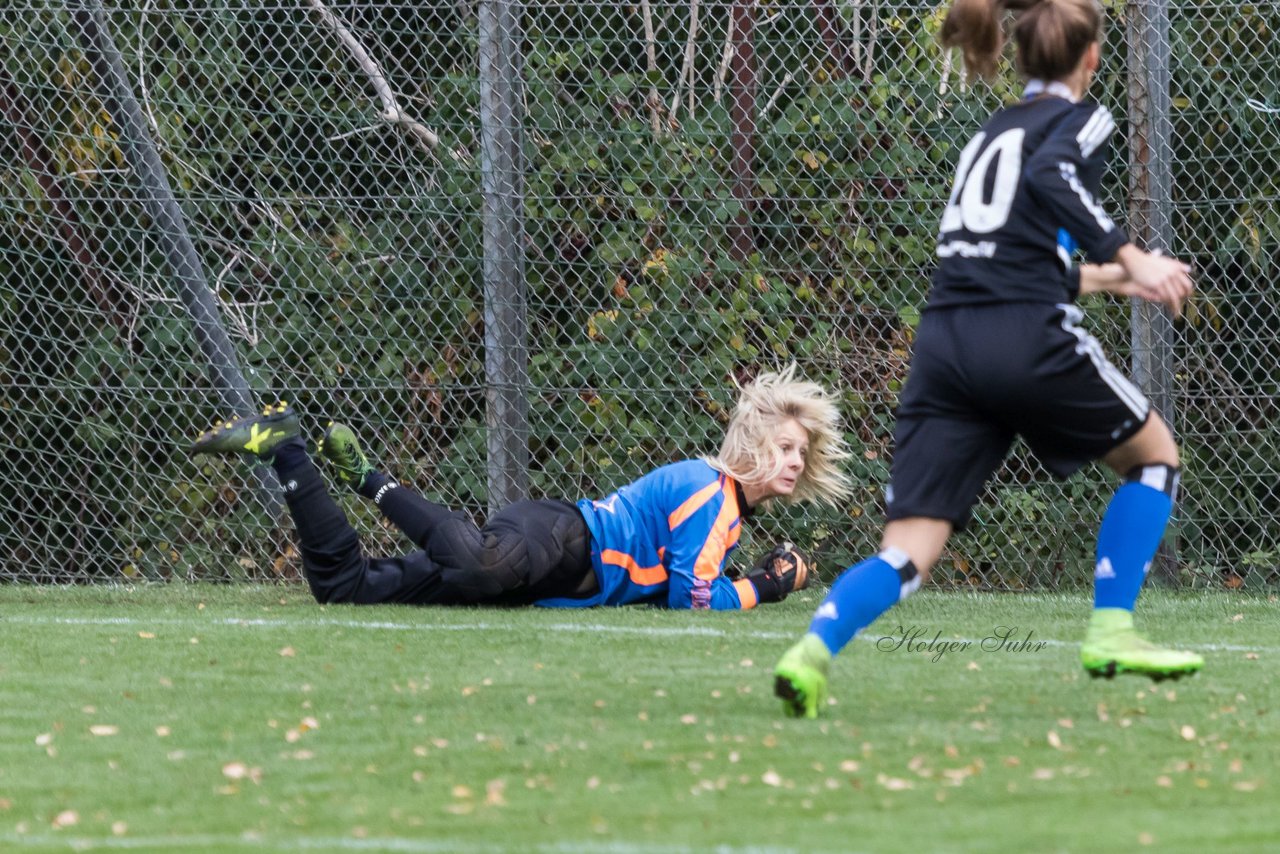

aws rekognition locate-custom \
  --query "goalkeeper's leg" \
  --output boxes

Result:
[274,453,455,604]
[317,421,594,603]
[399,497,594,604]
[318,421,457,549]
[191,406,451,605]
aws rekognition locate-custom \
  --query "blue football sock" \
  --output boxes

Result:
[1093,475,1175,611]
[808,547,920,656]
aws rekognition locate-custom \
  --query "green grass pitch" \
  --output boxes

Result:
[0,585,1275,853]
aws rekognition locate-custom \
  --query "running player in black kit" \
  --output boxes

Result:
[775,0,1201,718]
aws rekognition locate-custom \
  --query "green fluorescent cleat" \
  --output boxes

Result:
[1081,608,1204,682]
[317,421,376,491]
[190,403,300,461]
[774,633,832,719]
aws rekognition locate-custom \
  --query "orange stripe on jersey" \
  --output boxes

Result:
[601,549,668,586]
[691,485,740,581]
[733,578,758,609]
[667,476,724,530]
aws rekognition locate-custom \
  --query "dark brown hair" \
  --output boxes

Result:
[940,0,1103,82]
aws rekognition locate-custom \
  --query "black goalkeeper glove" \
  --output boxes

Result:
[744,541,811,603]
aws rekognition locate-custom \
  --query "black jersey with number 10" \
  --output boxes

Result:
[927,90,1130,310]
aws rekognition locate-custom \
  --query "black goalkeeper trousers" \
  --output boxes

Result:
[275,457,595,606]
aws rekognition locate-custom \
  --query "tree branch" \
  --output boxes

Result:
[668,0,701,128]
[305,0,467,162]
[640,0,663,138]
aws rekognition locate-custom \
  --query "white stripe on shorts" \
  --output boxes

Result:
[1056,303,1150,421]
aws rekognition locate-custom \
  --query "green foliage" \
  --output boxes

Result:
[1,4,1278,586]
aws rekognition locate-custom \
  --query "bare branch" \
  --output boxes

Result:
[137,0,160,134]
[326,123,384,143]
[714,14,736,105]
[350,254,399,269]
[762,71,795,118]
[668,0,701,128]
[305,0,468,162]
[640,0,663,138]
[847,0,862,72]
[863,0,879,83]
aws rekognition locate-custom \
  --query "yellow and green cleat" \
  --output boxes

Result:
[190,403,301,462]
[317,421,376,490]
[774,633,832,719]
[1081,608,1204,682]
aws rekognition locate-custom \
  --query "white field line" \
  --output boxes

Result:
[0,612,1274,654]
[0,833,820,854]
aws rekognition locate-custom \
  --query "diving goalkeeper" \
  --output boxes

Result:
[191,367,849,609]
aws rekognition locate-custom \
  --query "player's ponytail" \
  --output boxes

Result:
[941,0,1103,82]
[940,0,1005,81]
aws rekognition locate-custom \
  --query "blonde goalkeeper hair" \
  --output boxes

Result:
[705,364,852,506]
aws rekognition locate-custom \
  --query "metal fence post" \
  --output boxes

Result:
[68,0,281,516]
[1124,0,1178,580]
[477,0,530,512]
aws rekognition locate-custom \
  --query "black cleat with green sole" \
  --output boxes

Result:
[191,403,301,462]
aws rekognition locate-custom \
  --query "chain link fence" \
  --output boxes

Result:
[2,1,1277,589]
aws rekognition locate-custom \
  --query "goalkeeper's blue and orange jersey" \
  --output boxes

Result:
[537,460,759,610]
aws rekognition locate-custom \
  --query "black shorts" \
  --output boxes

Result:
[886,302,1150,530]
